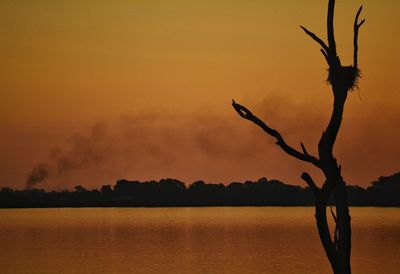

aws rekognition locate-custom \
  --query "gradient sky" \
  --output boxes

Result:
[1,0,399,190]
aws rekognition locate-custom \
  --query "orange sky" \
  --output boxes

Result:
[0,0,399,190]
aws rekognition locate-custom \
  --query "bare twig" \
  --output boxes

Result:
[300,26,329,53]
[300,26,330,65]
[232,100,321,168]
[301,142,310,156]
[353,6,365,69]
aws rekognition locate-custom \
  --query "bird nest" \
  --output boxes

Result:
[327,65,362,91]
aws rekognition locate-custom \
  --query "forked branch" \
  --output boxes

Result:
[300,26,330,64]
[353,6,365,69]
[232,100,321,168]
[300,0,338,66]
[300,26,329,53]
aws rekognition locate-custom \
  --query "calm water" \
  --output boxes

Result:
[0,207,399,274]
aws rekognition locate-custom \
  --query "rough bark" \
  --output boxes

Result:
[232,1,365,273]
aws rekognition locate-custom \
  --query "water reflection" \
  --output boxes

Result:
[0,207,399,274]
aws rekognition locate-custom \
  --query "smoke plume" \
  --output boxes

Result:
[25,122,113,188]
[26,163,51,189]
[25,96,400,189]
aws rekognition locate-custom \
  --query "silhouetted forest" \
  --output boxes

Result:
[1,172,399,208]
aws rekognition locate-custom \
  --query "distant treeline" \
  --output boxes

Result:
[1,172,400,208]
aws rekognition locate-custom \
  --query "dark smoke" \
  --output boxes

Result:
[25,122,112,188]
[23,96,400,189]
[24,110,274,189]
[26,163,50,189]
[29,95,396,189]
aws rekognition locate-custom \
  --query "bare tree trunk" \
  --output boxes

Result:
[334,179,352,274]
[232,1,365,273]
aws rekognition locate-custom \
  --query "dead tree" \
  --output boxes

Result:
[232,1,365,273]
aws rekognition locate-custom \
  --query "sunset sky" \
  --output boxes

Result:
[1,0,399,190]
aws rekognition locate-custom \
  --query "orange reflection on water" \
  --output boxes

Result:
[0,207,399,274]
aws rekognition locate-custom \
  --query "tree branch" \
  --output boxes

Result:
[353,5,365,69]
[300,26,329,54]
[301,142,309,156]
[232,100,321,168]
[315,202,337,269]
[301,172,320,194]
[327,0,337,57]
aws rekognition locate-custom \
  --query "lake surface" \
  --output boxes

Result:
[0,207,399,274]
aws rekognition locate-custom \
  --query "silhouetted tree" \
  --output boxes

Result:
[1,176,400,208]
[367,172,400,206]
[74,185,87,193]
[232,1,365,273]
[101,184,112,195]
